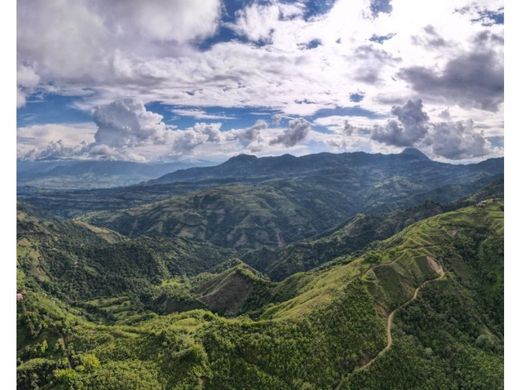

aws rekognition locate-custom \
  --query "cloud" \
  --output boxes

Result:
[272,114,283,126]
[343,121,356,136]
[352,45,400,84]
[17,65,40,107]
[368,99,493,160]
[412,25,451,48]
[428,120,488,160]
[229,2,281,43]
[100,0,221,43]
[170,123,224,155]
[17,0,221,91]
[455,4,504,26]
[399,50,503,111]
[171,108,234,120]
[369,33,395,44]
[230,120,268,146]
[17,0,503,163]
[270,118,311,147]
[372,99,429,146]
[93,99,172,148]
[17,122,96,159]
[20,140,87,161]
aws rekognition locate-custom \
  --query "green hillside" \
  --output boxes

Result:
[17,202,503,389]
[17,204,231,304]
[85,171,500,251]
[18,151,503,220]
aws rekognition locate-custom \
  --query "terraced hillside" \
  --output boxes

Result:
[17,202,503,389]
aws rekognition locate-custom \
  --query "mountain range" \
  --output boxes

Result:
[17,159,211,189]
[16,150,504,389]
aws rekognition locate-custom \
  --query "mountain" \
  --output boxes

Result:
[16,151,504,389]
[18,151,503,220]
[17,204,231,303]
[83,153,503,250]
[17,159,210,189]
[17,202,503,389]
[149,149,501,186]
[399,147,430,160]
[243,200,447,281]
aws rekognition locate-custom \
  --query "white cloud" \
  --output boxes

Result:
[17,0,222,105]
[17,0,503,162]
[171,108,234,120]
[428,120,489,160]
[17,122,96,159]
[17,65,40,107]
[270,118,311,147]
[93,99,173,148]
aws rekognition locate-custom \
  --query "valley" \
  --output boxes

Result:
[16,151,504,389]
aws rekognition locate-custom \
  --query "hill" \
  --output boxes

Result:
[85,169,502,250]
[243,177,503,280]
[150,149,502,185]
[17,204,231,304]
[17,151,503,219]
[17,202,503,389]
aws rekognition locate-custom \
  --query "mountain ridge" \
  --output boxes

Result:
[149,150,499,185]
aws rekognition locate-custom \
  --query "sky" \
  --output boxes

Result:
[16,0,504,163]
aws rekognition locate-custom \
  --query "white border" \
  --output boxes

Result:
[504,0,518,388]
[0,0,17,387]
[2,1,515,389]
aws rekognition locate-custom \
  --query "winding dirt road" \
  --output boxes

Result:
[358,256,445,371]
[335,257,446,389]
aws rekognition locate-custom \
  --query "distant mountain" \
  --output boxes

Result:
[149,149,449,185]
[84,152,503,250]
[17,159,211,189]
[19,151,504,220]
[399,147,430,160]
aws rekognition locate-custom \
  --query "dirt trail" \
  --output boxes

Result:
[357,256,445,371]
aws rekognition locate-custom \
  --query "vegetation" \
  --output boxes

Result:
[17,200,503,389]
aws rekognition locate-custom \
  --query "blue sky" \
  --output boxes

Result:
[17,0,503,163]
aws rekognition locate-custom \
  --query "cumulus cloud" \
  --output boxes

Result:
[230,120,268,147]
[372,99,429,146]
[17,65,40,107]
[352,45,400,84]
[368,99,492,160]
[270,118,311,147]
[17,0,503,162]
[399,50,503,112]
[17,123,96,160]
[20,140,87,161]
[230,2,280,43]
[170,123,224,155]
[93,99,172,148]
[369,33,395,44]
[428,120,488,160]
[17,0,221,97]
[412,25,451,48]
[272,114,283,126]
